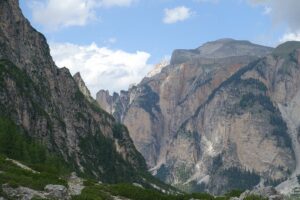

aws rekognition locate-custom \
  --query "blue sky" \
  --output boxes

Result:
[19,0,300,96]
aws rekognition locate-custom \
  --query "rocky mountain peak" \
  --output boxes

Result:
[97,38,300,194]
[96,90,112,112]
[73,72,93,102]
[273,41,300,58]
[0,0,55,73]
[96,89,131,122]
[170,38,273,65]
[147,58,170,77]
[0,0,151,185]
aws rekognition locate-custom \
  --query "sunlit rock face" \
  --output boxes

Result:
[97,39,300,194]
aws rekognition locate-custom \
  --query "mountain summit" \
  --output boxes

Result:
[170,38,273,65]
[97,39,300,194]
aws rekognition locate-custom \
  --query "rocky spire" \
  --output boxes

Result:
[73,72,93,102]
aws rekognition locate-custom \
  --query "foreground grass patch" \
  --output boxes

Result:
[0,155,67,190]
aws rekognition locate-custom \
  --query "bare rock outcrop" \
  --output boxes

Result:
[96,39,300,194]
[0,0,147,185]
[73,72,93,102]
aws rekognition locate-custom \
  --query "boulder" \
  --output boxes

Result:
[2,184,46,200]
[239,186,284,200]
[44,184,68,200]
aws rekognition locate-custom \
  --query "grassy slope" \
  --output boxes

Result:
[0,152,263,200]
[0,117,268,200]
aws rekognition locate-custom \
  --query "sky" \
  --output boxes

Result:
[19,0,300,97]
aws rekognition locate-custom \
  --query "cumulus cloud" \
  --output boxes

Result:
[50,43,152,96]
[28,0,98,30]
[28,0,135,30]
[248,0,300,42]
[163,6,192,24]
[280,32,300,43]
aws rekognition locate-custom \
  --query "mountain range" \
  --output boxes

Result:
[1,0,300,199]
[97,38,300,194]
[0,0,162,188]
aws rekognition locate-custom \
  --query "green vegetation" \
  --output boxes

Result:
[265,178,286,187]
[0,60,33,93]
[0,155,67,190]
[112,123,124,139]
[221,167,260,191]
[72,185,112,200]
[0,159,266,200]
[76,112,87,122]
[0,60,277,200]
[109,183,174,200]
[0,181,9,199]
[224,189,243,198]
[79,130,139,183]
[156,164,169,182]
[0,59,50,101]
[0,117,70,194]
[72,183,215,200]
[0,155,265,200]
[241,78,267,92]
[78,122,149,186]
[239,93,275,112]
[240,93,256,108]
[72,182,253,200]
[239,92,291,148]
[211,154,223,173]
[74,88,85,103]
[0,59,53,137]
[0,117,70,175]
[141,170,178,193]
[244,195,267,200]
[89,100,108,116]
[270,114,291,147]
[175,164,191,181]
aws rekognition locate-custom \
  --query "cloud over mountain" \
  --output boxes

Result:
[50,42,152,96]
[249,0,300,42]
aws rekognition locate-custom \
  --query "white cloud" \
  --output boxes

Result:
[50,42,152,96]
[28,0,135,30]
[280,32,300,43]
[100,0,135,8]
[248,0,300,43]
[248,0,300,31]
[29,0,98,30]
[163,6,192,24]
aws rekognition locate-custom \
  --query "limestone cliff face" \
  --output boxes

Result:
[96,90,130,122]
[73,72,93,103]
[0,0,148,184]
[96,39,299,193]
